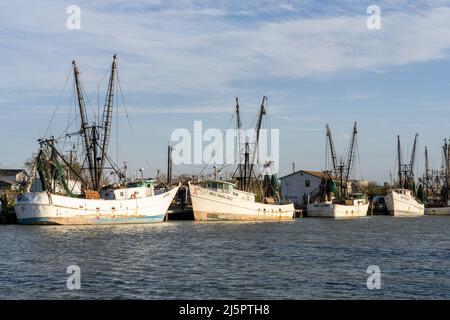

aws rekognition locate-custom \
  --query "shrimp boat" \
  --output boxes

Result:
[307,122,369,218]
[385,189,424,217]
[189,180,294,221]
[420,141,450,215]
[15,55,179,225]
[189,97,295,221]
[385,135,424,217]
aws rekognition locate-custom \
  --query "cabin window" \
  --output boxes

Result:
[120,192,124,197]
[147,184,151,188]
[305,180,310,188]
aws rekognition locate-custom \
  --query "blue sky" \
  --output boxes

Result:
[1,0,450,182]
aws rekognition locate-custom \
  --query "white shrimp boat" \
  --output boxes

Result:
[385,189,424,217]
[307,198,369,218]
[189,181,294,221]
[385,135,424,217]
[188,97,294,222]
[306,122,369,218]
[14,55,179,225]
[15,180,179,225]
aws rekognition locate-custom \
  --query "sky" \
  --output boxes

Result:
[1,0,450,183]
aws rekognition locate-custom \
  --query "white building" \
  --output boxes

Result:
[280,170,325,208]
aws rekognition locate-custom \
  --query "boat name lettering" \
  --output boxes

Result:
[208,191,233,201]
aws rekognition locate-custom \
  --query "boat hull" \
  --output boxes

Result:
[385,190,424,217]
[189,183,295,221]
[425,206,450,216]
[306,202,369,218]
[14,186,179,225]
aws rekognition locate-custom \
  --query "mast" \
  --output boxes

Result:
[397,135,402,188]
[444,139,450,203]
[442,140,448,182]
[345,122,357,184]
[253,96,267,153]
[425,146,429,197]
[247,96,267,192]
[326,124,338,175]
[407,133,418,191]
[235,97,244,189]
[98,54,117,189]
[91,125,99,190]
[243,142,251,191]
[72,60,95,189]
[167,145,173,186]
[409,133,418,176]
[338,158,345,198]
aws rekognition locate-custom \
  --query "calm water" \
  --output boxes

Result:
[0,216,449,299]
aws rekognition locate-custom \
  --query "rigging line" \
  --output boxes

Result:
[197,112,235,178]
[57,90,78,140]
[430,145,441,170]
[61,85,75,150]
[80,80,99,125]
[43,64,72,138]
[202,163,233,179]
[56,113,80,141]
[144,158,154,171]
[57,86,78,141]
[54,143,86,184]
[197,113,235,177]
[116,71,157,173]
[356,136,363,181]
[116,71,137,140]
[143,158,160,179]
[92,67,111,124]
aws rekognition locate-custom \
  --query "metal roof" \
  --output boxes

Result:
[280,170,327,180]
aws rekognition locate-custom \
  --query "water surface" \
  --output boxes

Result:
[0,216,449,299]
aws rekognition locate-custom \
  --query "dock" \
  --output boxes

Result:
[166,205,194,220]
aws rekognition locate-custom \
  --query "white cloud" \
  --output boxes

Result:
[1,2,450,98]
[339,93,376,100]
[2,0,450,181]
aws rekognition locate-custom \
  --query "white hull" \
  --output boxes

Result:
[189,183,294,221]
[307,202,368,218]
[385,190,424,217]
[425,206,450,216]
[14,186,179,225]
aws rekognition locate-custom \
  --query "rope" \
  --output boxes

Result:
[116,72,137,140]
[197,111,235,178]
[43,64,72,138]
